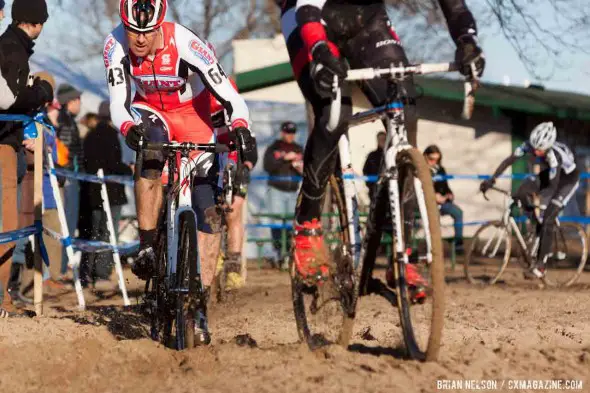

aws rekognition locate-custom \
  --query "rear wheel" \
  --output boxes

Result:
[394,148,445,361]
[543,222,587,287]
[464,221,512,285]
[291,175,359,349]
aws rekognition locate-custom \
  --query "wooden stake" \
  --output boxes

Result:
[586,164,590,237]
[33,123,44,316]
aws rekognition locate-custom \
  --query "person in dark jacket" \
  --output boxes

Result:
[79,101,133,286]
[263,121,304,264]
[55,83,84,276]
[424,145,464,252]
[0,0,52,317]
[362,131,386,201]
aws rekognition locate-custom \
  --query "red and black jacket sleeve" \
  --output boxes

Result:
[295,0,328,52]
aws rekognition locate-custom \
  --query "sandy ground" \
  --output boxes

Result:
[1,260,589,393]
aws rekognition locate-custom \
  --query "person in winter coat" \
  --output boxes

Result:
[0,0,52,317]
[263,121,303,264]
[79,101,132,286]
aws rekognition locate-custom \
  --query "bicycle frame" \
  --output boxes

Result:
[333,64,465,269]
[337,134,362,266]
[484,189,542,266]
[165,154,202,284]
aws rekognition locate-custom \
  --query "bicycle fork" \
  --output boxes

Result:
[384,145,407,266]
[338,133,362,266]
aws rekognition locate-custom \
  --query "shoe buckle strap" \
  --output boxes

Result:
[295,227,323,237]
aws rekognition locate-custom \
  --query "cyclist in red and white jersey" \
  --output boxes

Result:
[103,0,255,291]
[208,67,259,292]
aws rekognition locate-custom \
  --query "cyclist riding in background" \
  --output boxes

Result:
[209,68,258,292]
[480,122,580,278]
[103,0,255,292]
[279,0,485,294]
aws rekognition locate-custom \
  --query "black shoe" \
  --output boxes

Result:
[8,288,33,308]
[131,247,156,280]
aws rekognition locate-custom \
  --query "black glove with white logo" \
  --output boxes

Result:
[310,41,348,96]
[235,127,256,155]
[455,34,485,77]
[125,124,147,152]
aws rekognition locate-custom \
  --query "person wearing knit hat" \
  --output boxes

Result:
[0,0,52,317]
[12,0,48,25]
[56,84,82,106]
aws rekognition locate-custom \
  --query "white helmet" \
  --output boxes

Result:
[529,122,556,151]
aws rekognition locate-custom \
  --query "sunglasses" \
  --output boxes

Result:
[124,25,157,36]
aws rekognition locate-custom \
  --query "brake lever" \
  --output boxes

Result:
[134,136,144,182]
[327,75,342,132]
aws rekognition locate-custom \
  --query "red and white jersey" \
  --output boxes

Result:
[103,22,250,136]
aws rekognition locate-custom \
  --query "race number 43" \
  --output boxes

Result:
[108,67,124,87]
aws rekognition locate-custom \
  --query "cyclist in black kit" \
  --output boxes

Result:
[279,0,485,288]
[481,122,580,278]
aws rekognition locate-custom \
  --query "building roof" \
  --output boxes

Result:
[235,62,590,121]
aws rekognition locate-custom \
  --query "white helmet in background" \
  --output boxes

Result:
[529,122,556,151]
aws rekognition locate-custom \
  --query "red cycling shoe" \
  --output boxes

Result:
[293,219,330,284]
[387,263,428,303]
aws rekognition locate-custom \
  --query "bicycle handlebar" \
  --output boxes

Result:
[343,62,458,81]
[327,61,478,132]
[142,141,232,153]
[133,138,234,181]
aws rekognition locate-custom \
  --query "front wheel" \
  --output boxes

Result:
[394,148,445,361]
[291,175,359,350]
[542,222,588,287]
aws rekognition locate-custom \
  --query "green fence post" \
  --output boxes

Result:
[257,241,264,269]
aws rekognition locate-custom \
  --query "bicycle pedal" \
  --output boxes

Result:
[194,329,211,346]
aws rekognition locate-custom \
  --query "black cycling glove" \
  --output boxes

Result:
[211,110,226,128]
[125,124,147,151]
[310,41,348,96]
[479,177,495,193]
[455,34,485,77]
[235,127,256,155]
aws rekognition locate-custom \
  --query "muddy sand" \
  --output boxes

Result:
[1,262,589,393]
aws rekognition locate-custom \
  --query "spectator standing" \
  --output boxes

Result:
[424,145,464,253]
[77,112,98,140]
[55,84,84,276]
[0,0,52,317]
[263,121,303,265]
[79,101,132,286]
[362,131,386,201]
